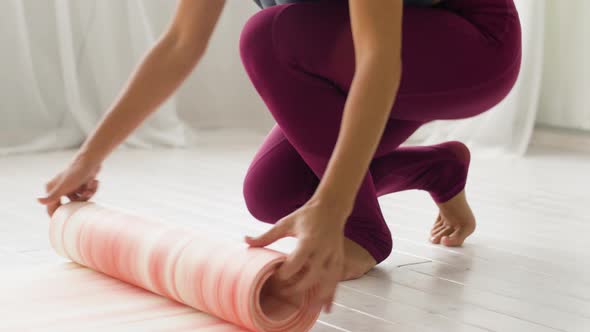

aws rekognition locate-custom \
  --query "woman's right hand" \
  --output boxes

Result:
[38,155,102,217]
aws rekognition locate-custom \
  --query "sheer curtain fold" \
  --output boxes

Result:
[1,1,78,155]
[1,0,185,156]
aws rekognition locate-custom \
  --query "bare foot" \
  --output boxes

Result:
[431,189,477,246]
[341,238,377,281]
[265,238,377,298]
[429,141,476,246]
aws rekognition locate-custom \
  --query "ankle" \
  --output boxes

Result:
[437,191,476,223]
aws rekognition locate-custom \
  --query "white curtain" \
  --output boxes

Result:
[0,0,267,156]
[411,0,590,154]
[408,0,547,156]
[0,0,585,157]
[537,0,590,131]
[1,1,182,155]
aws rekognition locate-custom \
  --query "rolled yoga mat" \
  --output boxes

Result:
[47,202,321,332]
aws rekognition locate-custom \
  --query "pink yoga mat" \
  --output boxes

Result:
[45,202,321,331]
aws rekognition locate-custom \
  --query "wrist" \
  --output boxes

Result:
[309,188,354,227]
[74,148,103,168]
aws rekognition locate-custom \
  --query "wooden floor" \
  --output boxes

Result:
[1,131,589,332]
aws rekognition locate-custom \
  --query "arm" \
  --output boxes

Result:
[39,0,226,214]
[244,0,404,313]
[312,0,403,218]
[80,0,226,164]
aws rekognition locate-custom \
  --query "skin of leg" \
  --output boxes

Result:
[372,140,477,245]
[240,0,522,276]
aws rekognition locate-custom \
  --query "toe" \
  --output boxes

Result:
[432,215,444,228]
[430,223,447,236]
[430,226,452,244]
[441,227,465,247]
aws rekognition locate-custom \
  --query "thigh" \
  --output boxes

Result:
[374,118,425,158]
[271,0,522,122]
[393,0,522,121]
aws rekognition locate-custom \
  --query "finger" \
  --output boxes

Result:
[320,256,341,298]
[87,179,99,192]
[78,181,98,199]
[278,242,312,281]
[80,189,96,199]
[245,220,291,248]
[68,191,97,204]
[67,192,90,202]
[46,198,62,217]
[38,177,72,205]
[285,255,326,294]
[67,183,93,202]
[324,294,334,313]
[321,281,337,314]
[315,277,338,310]
[323,284,338,313]
[309,302,323,314]
[45,177,59,192]
[40,173,93,205]
[274,263,308,297]
[38,186,63,205]
[38,176,60,203]
[67,193,80,202]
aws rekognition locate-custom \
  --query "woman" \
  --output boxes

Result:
[38,0,521,313]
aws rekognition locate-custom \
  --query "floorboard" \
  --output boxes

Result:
[0,131,588,332]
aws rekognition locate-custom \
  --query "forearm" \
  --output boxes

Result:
[312,56,402,220]
[78,37,203,163]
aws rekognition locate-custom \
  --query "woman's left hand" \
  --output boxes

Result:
[245,199,348,313]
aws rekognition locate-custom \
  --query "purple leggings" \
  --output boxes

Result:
[240,0,521,263]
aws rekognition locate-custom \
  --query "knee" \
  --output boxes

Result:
[242,166,289,224]
[243,179,275,224]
